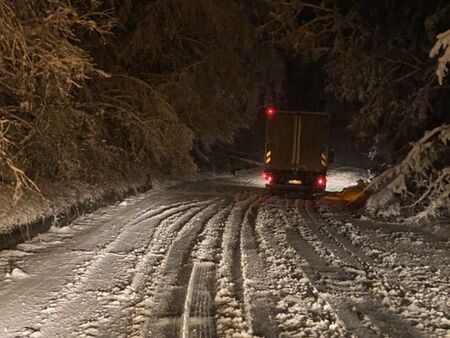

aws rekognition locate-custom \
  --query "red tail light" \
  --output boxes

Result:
[316,176,326,187]
[265,105,276,118]
[261,172,273,183]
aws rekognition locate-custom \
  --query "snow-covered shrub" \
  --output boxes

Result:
[367,124,450,220]
[430,29,450,85]
[366,29,450,221]
[0,0,114,187]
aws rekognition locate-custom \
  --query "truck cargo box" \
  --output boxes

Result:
[263,110,330,192]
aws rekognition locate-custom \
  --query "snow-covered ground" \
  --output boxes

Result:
[0,170,448,337]
[325,167,372,192]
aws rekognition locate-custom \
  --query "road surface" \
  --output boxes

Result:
[0,170,449,338]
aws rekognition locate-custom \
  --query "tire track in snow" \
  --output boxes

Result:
[106,201,219,338]
[181,205,233,338]
[214,195,260,338]
[74,203,215,338]
[304,200,374,267]
[37,199,211,338]
[130,200,227,338]
[286,200,387,337]
[239,197,281,338]
[254,201,347,337]
[315,204,450,337]
[304,200,367,269]
[182,261,217,338]
[288,199,424,338]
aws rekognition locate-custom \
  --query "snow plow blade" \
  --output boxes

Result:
[322,181,371,211]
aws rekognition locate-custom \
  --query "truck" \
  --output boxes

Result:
[261,106,331,193]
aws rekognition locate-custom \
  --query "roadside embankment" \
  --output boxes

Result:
[0,172,152,251]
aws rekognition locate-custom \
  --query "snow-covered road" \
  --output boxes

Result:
[0,171,448,338]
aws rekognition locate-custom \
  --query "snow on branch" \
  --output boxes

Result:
[367,124,450,220]
[430,29,450,85]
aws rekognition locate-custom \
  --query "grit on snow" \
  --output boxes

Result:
[0,169,448,338]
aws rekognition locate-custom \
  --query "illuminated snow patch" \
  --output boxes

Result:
[326,167,371,192]
[231,169,266,188]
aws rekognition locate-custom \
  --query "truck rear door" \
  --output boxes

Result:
[265,112,329,172]
[297,113,329,172]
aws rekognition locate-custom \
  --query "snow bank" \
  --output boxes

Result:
[0,171,151,251]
